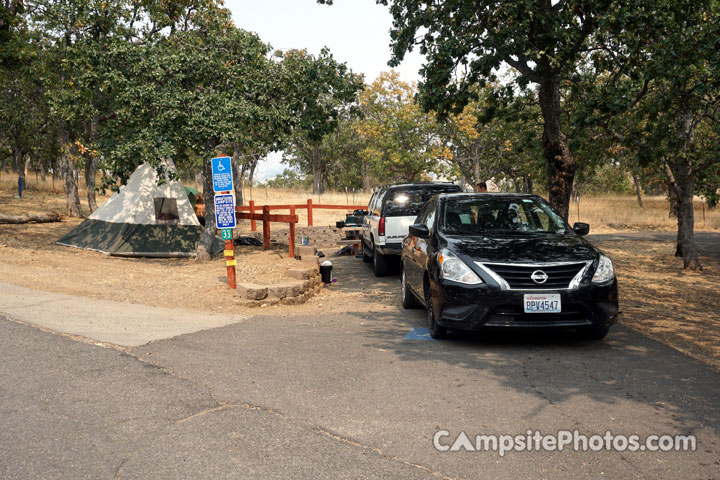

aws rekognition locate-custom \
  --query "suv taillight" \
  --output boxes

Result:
[378,217,385,236]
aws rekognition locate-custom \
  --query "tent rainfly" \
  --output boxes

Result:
[57,162,221,257]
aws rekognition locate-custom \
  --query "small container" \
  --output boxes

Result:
[320,260,333,284]
[302,235,310,246]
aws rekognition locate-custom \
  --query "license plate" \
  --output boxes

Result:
[524,294,561,313]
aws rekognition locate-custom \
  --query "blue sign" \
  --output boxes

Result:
[214,194,236,229]
[211,156,233,192]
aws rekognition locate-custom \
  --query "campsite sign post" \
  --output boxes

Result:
[211,156,236,290]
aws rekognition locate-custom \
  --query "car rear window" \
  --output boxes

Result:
[382,185,461,217]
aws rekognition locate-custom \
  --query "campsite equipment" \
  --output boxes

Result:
[302,235,310,246]
[57,161,222,257]
[320,260,333,284]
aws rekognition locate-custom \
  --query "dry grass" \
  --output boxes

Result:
[242,184,370,227]
[3,170,719,232]
[569,195,720,233]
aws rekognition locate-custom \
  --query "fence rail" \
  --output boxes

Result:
[235,199,366,230]
[233,200,365,258]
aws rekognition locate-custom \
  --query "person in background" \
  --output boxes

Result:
[194,193,206,226]
[475,181,488,193]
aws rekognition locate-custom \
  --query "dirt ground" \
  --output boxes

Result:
[1,185,719,370]
[592,237,720,371]
[0,187,396,318]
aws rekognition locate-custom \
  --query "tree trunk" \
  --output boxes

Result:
[311,141,324,194]
[665,160,701,270]
[362,162,371,193]
[196,158,216,262]
[248,160,257,187]
[84,156,98,213]
[13,149,24,189]
[231,149,243,206]
[0,212,62,224]
[57,124,83,217]
[473,158,480,186]
[514,178,522,193]
[538,75,576,221]
[632,173,643,208]
[524,174,534,194]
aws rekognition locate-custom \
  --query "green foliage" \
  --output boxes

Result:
[354,71,448,183]
[262,168,312,190]
[279,48,364,193]
[440,83,543,187]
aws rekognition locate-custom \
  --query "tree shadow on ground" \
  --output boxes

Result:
[352,307,720,437]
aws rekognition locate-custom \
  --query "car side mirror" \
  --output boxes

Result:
[573,222,590,236]
[409,224,430,239]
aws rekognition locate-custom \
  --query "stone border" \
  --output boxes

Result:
[235,260,323,307]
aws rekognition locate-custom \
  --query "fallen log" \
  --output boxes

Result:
[0,212,63,224]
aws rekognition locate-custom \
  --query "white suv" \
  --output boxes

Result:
[362,182,462,276]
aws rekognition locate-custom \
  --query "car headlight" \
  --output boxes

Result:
[438,249,483,284]
[592,254,615,284]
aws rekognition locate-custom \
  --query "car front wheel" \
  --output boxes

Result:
[426,293,447,339]
[580,325,610,340]
[401,268,420,309]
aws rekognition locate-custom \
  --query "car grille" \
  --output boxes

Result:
[485,304,591,327]
[479,262,589,290]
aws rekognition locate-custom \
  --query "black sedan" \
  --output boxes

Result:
[401,193,620,339]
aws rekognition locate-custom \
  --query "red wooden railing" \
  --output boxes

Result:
[234,200,365,258]
[236,199,366,229]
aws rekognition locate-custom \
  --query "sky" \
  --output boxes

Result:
[223,0,427,180]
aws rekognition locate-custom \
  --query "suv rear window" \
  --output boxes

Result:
[382,185,461,217]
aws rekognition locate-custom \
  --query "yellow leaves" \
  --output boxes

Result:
[73,141,99,158]
[503,139,513,151]
[74,140,88,155]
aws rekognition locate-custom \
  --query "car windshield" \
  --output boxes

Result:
[440,197,570,235]
[383,185,460,217]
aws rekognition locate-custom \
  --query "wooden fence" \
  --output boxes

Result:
[234,200,366,258]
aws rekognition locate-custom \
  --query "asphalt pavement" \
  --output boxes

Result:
[1,237,719,479]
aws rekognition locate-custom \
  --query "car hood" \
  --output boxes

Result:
[444,233,598,264]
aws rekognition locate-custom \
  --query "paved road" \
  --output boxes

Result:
[2,242,719,478]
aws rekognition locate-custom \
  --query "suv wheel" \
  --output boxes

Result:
[362,238,372,263]
[401,268,419,309]
[373,245,390,277]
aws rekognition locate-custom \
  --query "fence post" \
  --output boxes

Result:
[289,205,296,258]
[224,239,236,289]
[249,200,256,231]
[262,205,270,250]
[307,198,313,227]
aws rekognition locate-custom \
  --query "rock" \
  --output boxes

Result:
[296,245,317,257]
[236,283,268,301]
[300,255,319,266]
[268,281,304,299]
[286,267,314,280]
